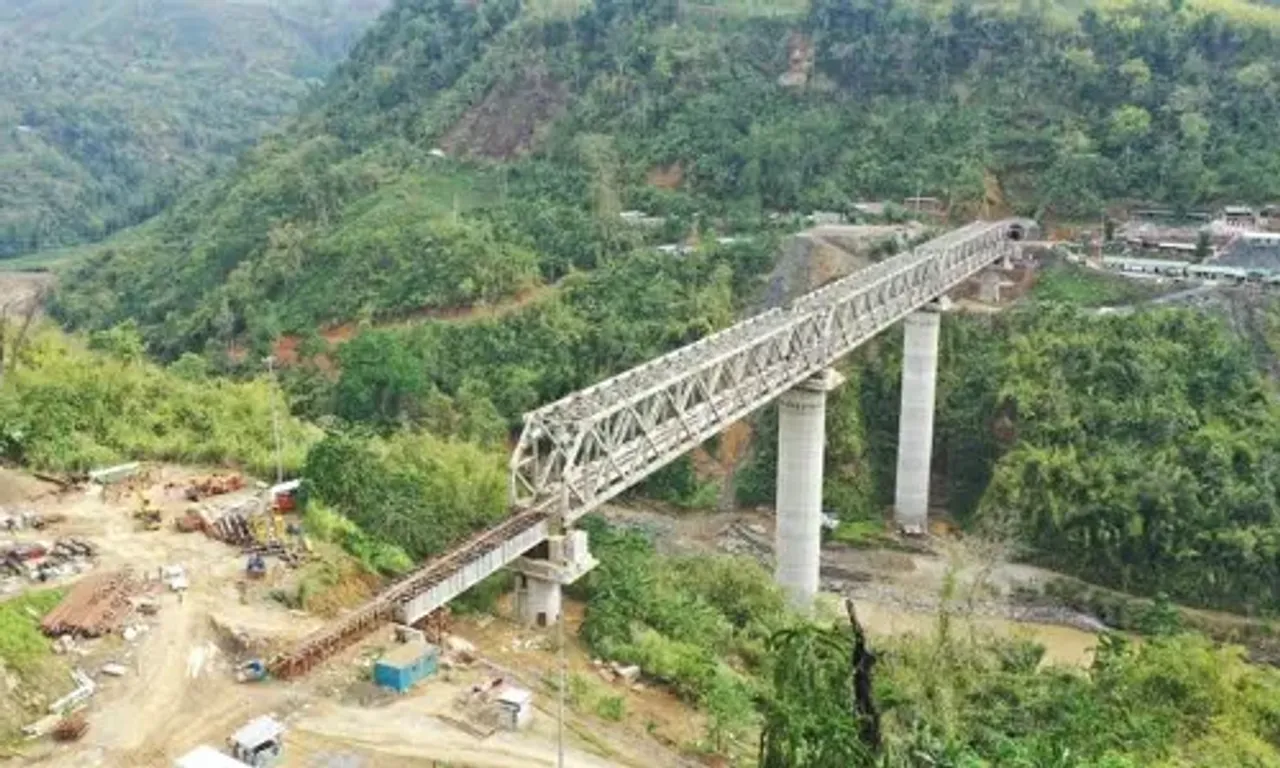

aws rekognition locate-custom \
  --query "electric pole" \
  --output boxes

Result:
[558,601,566,768]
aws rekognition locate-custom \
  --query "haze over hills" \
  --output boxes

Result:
[0,0,390,258]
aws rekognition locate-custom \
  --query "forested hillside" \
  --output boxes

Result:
[53,0,1280,355]
[16,1,1280,761]
[0,0,389,257]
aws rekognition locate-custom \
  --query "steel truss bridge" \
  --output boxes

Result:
[270,219,1026,678]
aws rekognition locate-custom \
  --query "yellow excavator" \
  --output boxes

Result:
[248,511,286,545]
[134,495,162,531]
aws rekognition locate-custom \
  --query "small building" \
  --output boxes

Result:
[1219,205,1258,231]
[495,686,534,731]
[174,746,253,768]
[227,715,285,767]
[805,210,845,226]
[902,197,946,217]
[373,642,439,693]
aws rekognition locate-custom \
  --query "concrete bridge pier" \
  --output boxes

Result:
[775,368,844,611]
[894,307,942,535]
[515,573,562,627]
[510,530,598,627]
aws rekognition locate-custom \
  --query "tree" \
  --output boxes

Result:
[759,603,880,767]
[1194,230,1211,262]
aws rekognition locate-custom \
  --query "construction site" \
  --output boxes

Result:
[1,463,696,768]
[0,222,1068,768]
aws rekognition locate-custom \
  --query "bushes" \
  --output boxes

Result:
[303,430,507,562]
[760,614,1280,766]
[971,308,1280,612]
[302,502,413,576]
[578,518,786,747]
[0,327,317,474]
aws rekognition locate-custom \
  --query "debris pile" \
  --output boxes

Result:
[2,538,96,584]
[1,508,65,531]
[40,571,136,637]
[592,658,642,687]
[184,473,245,502]
[52,713,88,742]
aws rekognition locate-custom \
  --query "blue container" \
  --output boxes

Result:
[373,643,439,693]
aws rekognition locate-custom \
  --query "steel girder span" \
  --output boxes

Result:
[511,219,1024,524]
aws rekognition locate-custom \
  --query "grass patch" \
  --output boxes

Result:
[1031,260,1169,307]
[829,519,894,549]
[303,501,413,576]
[273,544,381,617]
[565,671,629,723]
[0,589,63,676]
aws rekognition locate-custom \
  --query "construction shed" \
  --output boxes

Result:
[495,686,534,731]
[174,745,253,768]
[373,642,439,693]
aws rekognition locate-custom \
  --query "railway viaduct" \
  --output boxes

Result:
[270,218,1032,678]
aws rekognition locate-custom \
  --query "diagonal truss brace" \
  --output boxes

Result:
[511,219,1026,525]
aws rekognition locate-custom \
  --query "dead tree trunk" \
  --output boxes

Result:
[0,288,46,387]
[846,598,881,752]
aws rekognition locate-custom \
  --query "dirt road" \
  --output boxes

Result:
[13,467,692,768]
[288,698,628,768]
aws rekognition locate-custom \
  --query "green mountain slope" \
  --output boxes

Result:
[53,0,1280,356]
[0,0,389,258]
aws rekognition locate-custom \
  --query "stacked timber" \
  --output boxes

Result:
[40,571,136,637]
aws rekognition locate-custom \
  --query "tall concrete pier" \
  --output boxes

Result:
[775,369,842,609]
[894,309,941,533]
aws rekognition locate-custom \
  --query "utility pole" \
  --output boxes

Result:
[558,602,566,768]
[266,356,284,485]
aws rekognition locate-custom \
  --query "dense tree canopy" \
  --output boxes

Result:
[0,0,388,258]
[52,0,1280,354]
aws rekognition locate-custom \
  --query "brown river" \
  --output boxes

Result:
[853,599,1102,667]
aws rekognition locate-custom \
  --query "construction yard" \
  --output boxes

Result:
[1,457,1113,768]
[1,465,695,768]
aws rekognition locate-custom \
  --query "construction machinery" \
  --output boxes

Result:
[248,510,286,546]
[134,495,161,531]
[235,659,267,683]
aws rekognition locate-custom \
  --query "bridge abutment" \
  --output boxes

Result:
[894,307,941,534]
[775,368,843,610]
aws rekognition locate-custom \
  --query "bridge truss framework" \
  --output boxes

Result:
[270,218,1026,678]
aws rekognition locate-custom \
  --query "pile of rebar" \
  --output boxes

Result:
[40,571,135,637]
[269,508,549,679]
